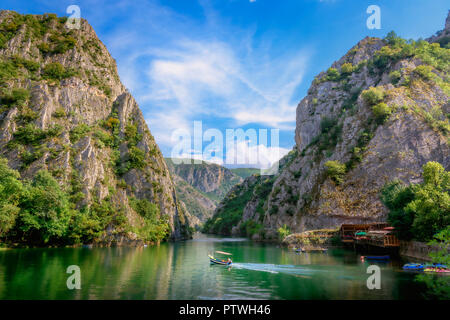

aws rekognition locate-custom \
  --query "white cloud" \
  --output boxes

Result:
[170,139,289,169]
[139,39,309,140]
[225,140,290,169]
[103,1,310,156]
[144,41,237,108]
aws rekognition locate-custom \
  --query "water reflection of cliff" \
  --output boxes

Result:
[0,246,174,299]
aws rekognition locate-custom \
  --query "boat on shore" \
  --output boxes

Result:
[403,263,447,271]
[361,255,390,261]
[424,267,450,273]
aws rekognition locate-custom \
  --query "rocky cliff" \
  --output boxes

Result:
[206,12,449,239]
[0,11,192,244]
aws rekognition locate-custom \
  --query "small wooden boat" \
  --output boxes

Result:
[209,255,232,265]
[295,247,327,253]
[303,248,328,252]
[424,267,450,273]
[208,251,232,265]
[403,263,448,271]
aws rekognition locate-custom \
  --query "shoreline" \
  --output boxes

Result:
[1,234,442,263]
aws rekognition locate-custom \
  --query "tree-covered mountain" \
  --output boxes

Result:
[205,12,450,240]
[0,11,192,246]
[230,168,260,179]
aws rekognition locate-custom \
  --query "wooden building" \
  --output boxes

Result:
[339,222,399,248]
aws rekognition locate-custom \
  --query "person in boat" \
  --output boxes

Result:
[227,258,232,264]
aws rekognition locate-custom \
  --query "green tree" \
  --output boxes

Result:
[326,67,340,81]
[1,87,30,107]
[128,146,146,169]
[42,62,75,80]
[0,158,24,236]
[361,86,385,105]
[389,70,401,84]
[413,65,435,81]
[372,102,392,124]
[278,224,290,241]
[19,170,72,244]
[407,172,450,241]
[415,226,450,300]
[422,161,448,188]
[428,226,450,265]
[324,160,346,185]
[384,31,406,46]
[381,162,450,242]
[381,180,416,239]
[130,198,159,220]
[340,63,354,75]
[68,210,103,244]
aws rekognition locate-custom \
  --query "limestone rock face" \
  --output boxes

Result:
[427,10,450,47]
[0,11,192,242]
[208,14,449,238]
[166,159,242,196]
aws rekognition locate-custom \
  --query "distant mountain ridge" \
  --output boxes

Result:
[230,168,260,179]
[165,158,244,227]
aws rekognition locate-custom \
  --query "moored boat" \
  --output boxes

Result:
[363,255,390,261]
[403,263,424,271]
[424,267,450,273]
[426,263,448,269]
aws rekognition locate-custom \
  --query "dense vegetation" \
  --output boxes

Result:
[202,174,273,237]
[0,157,169,246]
[230,168,260,179]
[0,11,113,95]
[205,31,449,242]
[166,158,243,202]
[202,182,254,235]
[314,31,450,188]
[381,161,449,242]
[277,224,290,240]
[415,226,450,299]
[324,161,346,185]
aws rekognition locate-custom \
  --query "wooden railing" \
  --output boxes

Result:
[383,235,400,247]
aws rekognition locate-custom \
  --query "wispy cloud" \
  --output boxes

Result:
[102,0,310,158]
[173,140,290,169]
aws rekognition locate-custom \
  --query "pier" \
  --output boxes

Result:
[339,222,400,249]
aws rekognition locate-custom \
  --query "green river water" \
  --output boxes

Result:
[0,234,439,300]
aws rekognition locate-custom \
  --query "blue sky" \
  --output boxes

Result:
[1,0,449,167]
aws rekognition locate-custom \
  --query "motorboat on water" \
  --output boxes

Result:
[208,250,233,265]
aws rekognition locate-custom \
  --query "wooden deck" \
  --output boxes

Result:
[339,223,399,248]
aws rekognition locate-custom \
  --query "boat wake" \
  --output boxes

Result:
[232,263,324,277]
